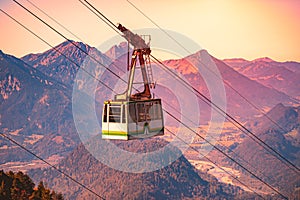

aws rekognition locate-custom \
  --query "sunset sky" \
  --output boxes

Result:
[1,0,300,61]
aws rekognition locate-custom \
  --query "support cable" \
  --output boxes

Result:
[164,127,266,199]
[80,0,299,175]
[0,132,105,200]
[3,2,291,198]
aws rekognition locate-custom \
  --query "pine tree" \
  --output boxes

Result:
[51,191,64,200]
[0,170,12,199]
[29,181,60,200]
[11,177,22,199]
[29,181,44,200]
[0,180,7,199]
[41,182,51,200]
[16,171,34,196]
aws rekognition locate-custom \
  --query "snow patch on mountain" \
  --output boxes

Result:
[24,134,44,145]
[0,74,21,100]
[38,94,49,106]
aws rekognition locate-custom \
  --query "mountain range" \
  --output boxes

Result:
[224,57,300,101]
[163,52,297,122]
[1,40,299,199]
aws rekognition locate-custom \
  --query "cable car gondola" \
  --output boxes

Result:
[102,24,164,140]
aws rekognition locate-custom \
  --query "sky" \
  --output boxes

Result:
[0,0,300,62]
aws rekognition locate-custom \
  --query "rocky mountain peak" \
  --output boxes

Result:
[248,103,299,136]
[266,103,298,129]
[105,41,130,61]
[21,40,110,87]
[252,57,274,63]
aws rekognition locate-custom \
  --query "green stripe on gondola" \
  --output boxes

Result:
[102,127,163,136]
[102,131,127,136]
[102,130,140,136]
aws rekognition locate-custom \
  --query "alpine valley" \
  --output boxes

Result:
[1,41,299,199]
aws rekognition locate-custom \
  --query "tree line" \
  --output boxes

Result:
[0,170,63,200]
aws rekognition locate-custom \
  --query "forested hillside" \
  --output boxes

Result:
[0,170,63,200]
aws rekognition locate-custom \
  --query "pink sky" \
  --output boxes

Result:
[1,0,300,61]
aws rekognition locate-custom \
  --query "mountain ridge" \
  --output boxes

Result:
[162,49,296,121]
[29,138,256,200]
[0,48,80,164]
[224,57,300,100]
[229,103,300,196]
[21,40,112,88]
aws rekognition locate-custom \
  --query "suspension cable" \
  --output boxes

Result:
[74,2,290,197]
[126,0,300,176]
[7,1,280,190]
[164,127,266,199]
[3,2,291,198]
[79,0,299,175]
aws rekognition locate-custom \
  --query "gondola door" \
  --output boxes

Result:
[136,102,150,136]
[128,102,138,137]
